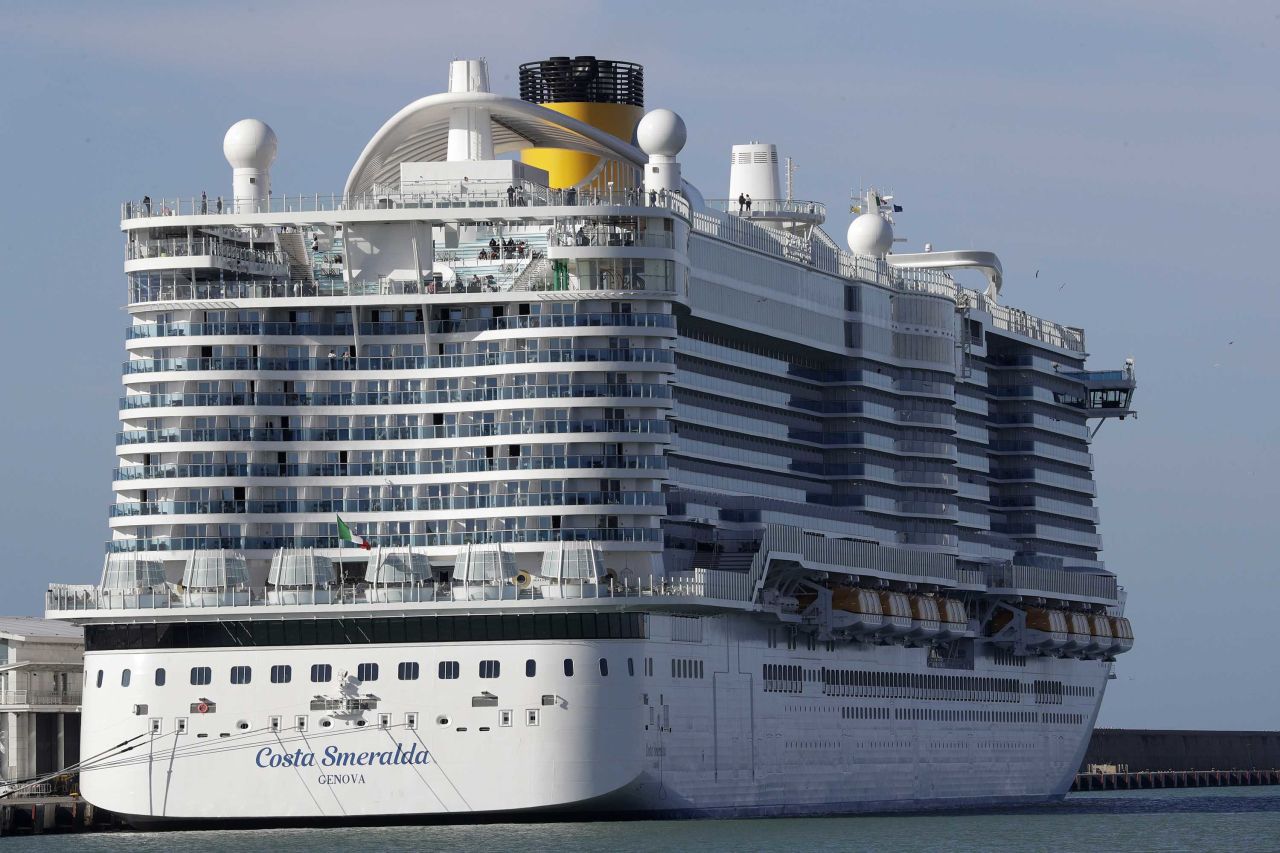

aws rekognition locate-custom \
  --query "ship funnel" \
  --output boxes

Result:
[728,143,781,203]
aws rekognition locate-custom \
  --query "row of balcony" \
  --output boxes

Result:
[123,348,675,375]
[113,455,670,482]
[107,527,666,553]
[120,383,673,411]
[125,313,678,339]
[117,419,673,447]
[110,492,666,518]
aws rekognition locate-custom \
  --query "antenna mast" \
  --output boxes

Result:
[785,157,795,201]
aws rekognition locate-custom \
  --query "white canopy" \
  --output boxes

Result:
[345,92,648,197]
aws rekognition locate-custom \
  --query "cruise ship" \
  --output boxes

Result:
[44,56,1137,826]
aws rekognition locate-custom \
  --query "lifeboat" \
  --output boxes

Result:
[1063,611,1092,653]
[1085,613,1113,657]
[1024,606,1069,651]
[1110,616,1135,654]
[831,587,885,635]
[907,594,942,640]
[936,598,968,638]
[877,591,914,638]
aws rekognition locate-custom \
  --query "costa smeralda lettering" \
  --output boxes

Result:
[254,742,432,770]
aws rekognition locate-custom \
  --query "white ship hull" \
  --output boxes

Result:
[78,613,1107,824]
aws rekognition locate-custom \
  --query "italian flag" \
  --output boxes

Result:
[337,515,371,550]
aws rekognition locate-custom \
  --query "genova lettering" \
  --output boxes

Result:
[254,742,432,770]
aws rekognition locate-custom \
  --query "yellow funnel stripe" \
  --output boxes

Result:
[520,102,642,189]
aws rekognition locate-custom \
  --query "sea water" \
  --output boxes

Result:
[15,787,1280,852]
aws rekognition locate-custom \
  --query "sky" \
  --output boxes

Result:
[0,0,1276,730]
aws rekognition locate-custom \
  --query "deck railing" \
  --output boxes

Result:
[46,568,756,614]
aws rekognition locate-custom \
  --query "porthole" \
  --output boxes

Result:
[320,718,333,728]
[236,720,250,731]
[437,715,450,727]
[355,720,367,727]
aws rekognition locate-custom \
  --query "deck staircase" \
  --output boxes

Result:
[275,230,316,285]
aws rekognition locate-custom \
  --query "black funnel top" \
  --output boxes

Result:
[519,56,644,107]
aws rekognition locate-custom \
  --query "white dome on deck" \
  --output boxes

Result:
[847,212,894,257]
[636,109,687,157]
[223,119,278,169]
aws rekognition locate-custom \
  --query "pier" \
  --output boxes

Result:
[0,795,124,836]
[1074,729,1280,791]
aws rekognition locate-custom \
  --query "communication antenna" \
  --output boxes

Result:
[785,157,795,201]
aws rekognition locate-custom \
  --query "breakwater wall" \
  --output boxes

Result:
[1074,728,1280,791]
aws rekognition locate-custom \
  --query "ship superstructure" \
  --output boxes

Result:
[44,56,1136,825]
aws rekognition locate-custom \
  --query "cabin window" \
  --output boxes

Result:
[398,662,420,681]
[438,661,460,680]
[310,663,332,683]
[357,663,379,682]
[599,658,609,677]
[121,669,131,687]
[270,665,292,684]
[525,659,536,677]
[230,666,252,685]
[154,668,166,687]
[563,659,574,677]
[190,666,212,686]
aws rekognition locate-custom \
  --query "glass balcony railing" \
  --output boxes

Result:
[105,527,665,553]
[703,198,827,220]
[127,238,285,267]
[120,383,673,411]
[121,184,690,220]
[122,348,675,375]
[125,313,677,340]
[113,455,668,482]
[109,491,666,518]
[116,418,673,447]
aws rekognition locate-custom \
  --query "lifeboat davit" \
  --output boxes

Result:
[1063,611,1092,653]
[936,598,968,638]
[831,587,885,635]
[1085,613,1113,657]
[907,594,942,640]
[1024,606,1069,651]
[1110,616,1135,654]
[878,591,914,638]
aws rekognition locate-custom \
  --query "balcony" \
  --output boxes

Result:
[112,454,669,482]
[122,347,675,376]
[116,418,673,447]
[0,690,83,707]
[102,527,665,554]
[119,383,673,411]
[125,312,676,340]
[109,491,666,518]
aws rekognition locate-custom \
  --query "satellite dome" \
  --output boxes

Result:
[847,212,894,257]
[223,119,278,169]
[636,109,687,157]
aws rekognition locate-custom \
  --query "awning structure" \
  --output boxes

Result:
[344,92,649,196]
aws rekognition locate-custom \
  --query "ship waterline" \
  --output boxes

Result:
[47,55,1135,825]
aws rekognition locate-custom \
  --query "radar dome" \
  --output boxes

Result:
[223,119,278,169]
[636,109,687,157]
[847,212,894,257]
